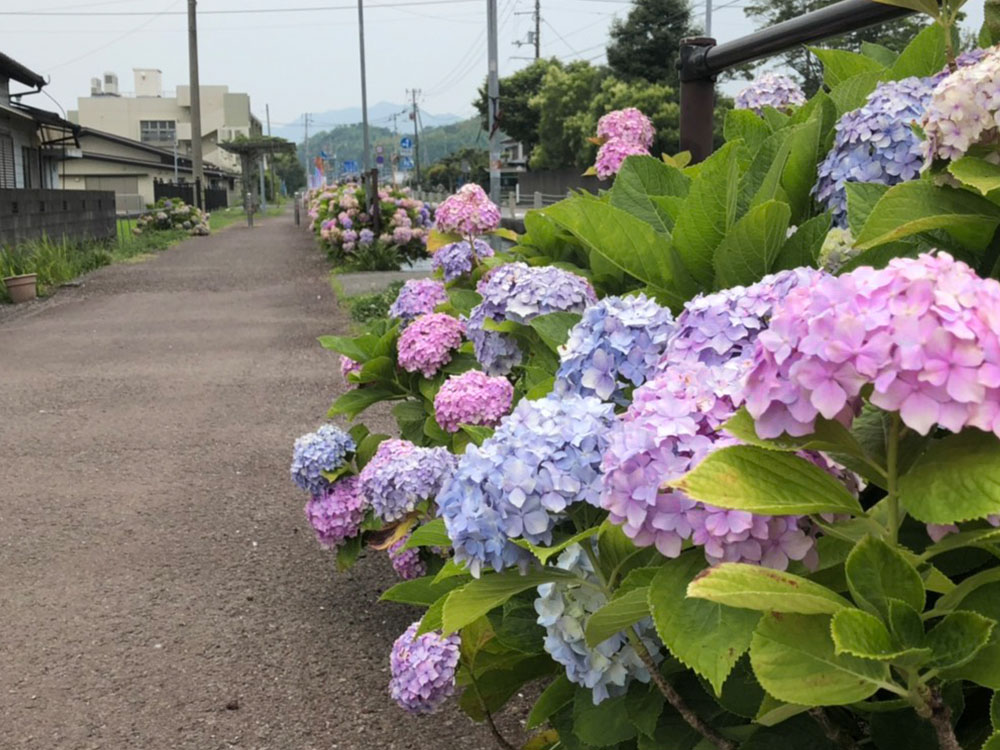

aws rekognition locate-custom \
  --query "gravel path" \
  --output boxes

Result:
[0,213,520,749]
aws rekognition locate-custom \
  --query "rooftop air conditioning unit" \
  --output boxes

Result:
[103,72,119,96]
[90,77,103,96]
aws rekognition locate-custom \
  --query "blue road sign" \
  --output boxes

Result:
[341,160,359,174]
[376,155,385,165]
[400,136,413,149]
[399,156,414,171]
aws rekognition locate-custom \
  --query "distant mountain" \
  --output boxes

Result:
[272,102,465,142]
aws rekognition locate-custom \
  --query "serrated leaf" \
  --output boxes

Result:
[401,518,450,550]
[447,288,482,315]
[713,200,791,288]
[888,598,926,648]
[688,562,852,615]
[526,675,575,729]
[809,46,886,88]
[947,156,1000,196]
[335,534,362,571]
[829,69,883,115]
[781,117,822,224]
[513,526,600,565]
[677,445,863,516]
[774,212,832,270]
[899,430,1000,524]
[861,41,899,67]
[584,586,650,648]
[855,181,1000,252]
[845,182,891,238]
[724,108,772,156]
[318,334,370,362]
[722,407,866,458]
[428,228,463,252]
[442,567,583,633]
[831,608,930,662]
[985,732,1000,750]
[925,610,996,669]
[529,311,582,353]
[380,572,466,606]
[609,155,690,235]
[648,552,760,695]
[459,423,493,447]
[672,141,742,288]
[417,592,447,634]
[572,691,636,746]
[328,384,404,419]
[887,22,947,80]
[938,582,1000,688]
[845,536,925,619]
[992,691,999,730]
[750,613,889,705]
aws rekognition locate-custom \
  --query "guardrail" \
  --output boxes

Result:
[677,0,913,162]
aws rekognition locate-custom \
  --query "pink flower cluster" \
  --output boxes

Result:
[433,370,514,432]
[434,184,501,237]
[340,355,362,384]
[746,252,1000,440]
[593,108,654,180]
[388,535,426,579]
[397,313,466,378]
[303,476,367,548]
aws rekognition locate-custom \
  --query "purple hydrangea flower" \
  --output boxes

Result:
[600,360,817,568]
[434,184,501,237]
[535,543,659,704]
[304,475,366,548]
[594,139,650,180]
[814,77,933,225]
[290,424,355,496]
[340,355,362,384]
[389,623,461,714]
[388,534,427,579]
[431,239,495,282]
[433,370,514,433]
[359,228,375,247]
[358,439,457,522]
[596,108,655,149]
[468,263,597,375]
[397,312,465,378]
[556,294,675,404]
[662,268,822,392]
[734,73,806,115]
[388,279,448,323]
[745,252,1000,447]
[924,47,1000,161]
[437,393,615,576]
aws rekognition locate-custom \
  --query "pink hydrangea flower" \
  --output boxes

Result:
[433,370,514,432]
[340,355,362,384]
[388,534,426,579]
[596,107,655,149]
[434,184,501,236]
[303,476,366,548]
[594,139,650,180]
[924,47,1000,162]
[746,252,1000,442]
[397,313,466,378]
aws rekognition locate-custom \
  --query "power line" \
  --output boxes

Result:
[0,0,480,14]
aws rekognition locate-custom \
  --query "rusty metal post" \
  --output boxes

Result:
[679,37,717,164]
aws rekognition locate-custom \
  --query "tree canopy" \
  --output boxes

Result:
[606,0,698,86]
[474,58,562,155]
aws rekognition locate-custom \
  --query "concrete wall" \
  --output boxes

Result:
[516,168,608,198]
[0,189,116,247]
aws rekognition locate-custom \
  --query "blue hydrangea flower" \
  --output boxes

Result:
[535,544,660,704]
[437,393,615,576]
[814,77,933,225]
[358,439,457,522]
[432,239,495,282]
[467,263,596,375]
[290,424,355,496]
[555,294,674,404]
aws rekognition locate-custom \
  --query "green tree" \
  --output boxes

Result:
[473,58,562,157]
[529,61,607,170]
[272,152,306,193]
[742,0,927,95]
[606,0,698,86]
[423,147,488,191]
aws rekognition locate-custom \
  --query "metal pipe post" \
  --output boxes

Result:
[678,37,716,164]
[358,0,371,175]
[486,0,501,208]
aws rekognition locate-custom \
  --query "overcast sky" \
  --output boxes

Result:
[0,0,986,136]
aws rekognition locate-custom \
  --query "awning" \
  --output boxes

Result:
[7,102,81,148]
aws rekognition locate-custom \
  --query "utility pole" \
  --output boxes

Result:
[486,0,501,207]
[705,0,712,37]
[266,103,276,200]
[187,0,204,208]
[357,0,371,174]
[408,89,421,185]
[303,112,310,186]
[534,0,540,59]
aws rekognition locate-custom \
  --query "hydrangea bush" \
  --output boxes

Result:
[290,26,1000,750]
[133,197,210,236]
[734,72,806,115]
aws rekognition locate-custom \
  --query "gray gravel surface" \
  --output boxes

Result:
[0,213,525,749]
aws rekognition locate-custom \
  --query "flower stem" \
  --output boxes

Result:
[926,687,963,750]
[625,631,737,750]
[886,413,901,544]
[469,671,516,750]
[808,708,858,750]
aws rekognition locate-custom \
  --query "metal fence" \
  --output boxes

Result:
[678,0,912,162]
[152,179,229,211]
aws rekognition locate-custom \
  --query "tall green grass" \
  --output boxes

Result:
[0,228,187,303]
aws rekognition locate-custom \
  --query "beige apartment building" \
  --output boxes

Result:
[68,68,261,180]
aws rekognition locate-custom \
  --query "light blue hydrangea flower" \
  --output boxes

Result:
[290,424,355,496]
[535,543,659,704]
[432,239,494,282]
[555,294,674,404]
[437,393,615,576]
[814,77,933,225]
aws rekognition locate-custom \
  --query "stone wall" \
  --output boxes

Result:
[516,168,608,198]
[0,189,116,247]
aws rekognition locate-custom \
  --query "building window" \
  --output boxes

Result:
[21,147,32,188]
[140,120,176,144]
[0,133,14,188]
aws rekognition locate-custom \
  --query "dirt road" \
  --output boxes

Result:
[0,213,513,749]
